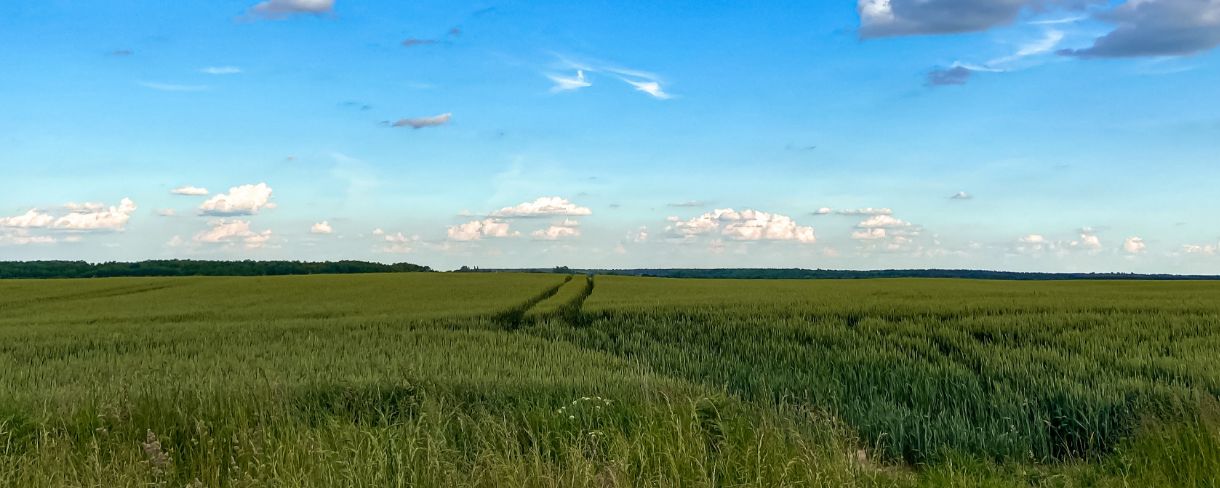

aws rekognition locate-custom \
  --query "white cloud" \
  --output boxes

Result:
[0,229,56,246]
[1,198,136,234]
[53,198,137,231]
[448,219,516,241]
[200,66,242,75]
[1123,236,1147,254]
[1183,242,1219,256]
[852,228,888,240]
[532,225,581,241]
[836,208,894,216]
[548,70,591,92]
[1071,232,1103,251]
[813,207,833,215]
[381,232,419,254]
[157,209,177,217]
[551,55,672,99]
[1014,231,1104,255]
[194,220,272,249]
[172,186,209,196]
[622,78,672,99]
[310,221,333,235]
[666,208,816,243]
[199,183,275,216]
[250,0,334,18]
[391,113,452,129]
[988,30,1066,67]
[950,191,973,200]
[632,226,649,242]
[856,214,914,229]
[0,209,54,228]
[372,228,385,236]
[489,197,592,218]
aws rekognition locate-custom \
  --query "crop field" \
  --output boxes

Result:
[1,273,1219,486]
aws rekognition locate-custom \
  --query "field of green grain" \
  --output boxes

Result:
[1,273,1218,486]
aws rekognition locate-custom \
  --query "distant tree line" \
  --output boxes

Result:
[463,267,1219,281]
[0,260,431,279]
[594,268,1220,281]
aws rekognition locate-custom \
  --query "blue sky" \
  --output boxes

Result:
[1,0,1218,272]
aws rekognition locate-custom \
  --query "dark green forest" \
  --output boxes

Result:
[0,260,431,279]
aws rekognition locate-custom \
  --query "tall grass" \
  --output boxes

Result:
[1,273,1217,485]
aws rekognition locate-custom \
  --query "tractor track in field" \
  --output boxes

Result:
[495,274,595,329]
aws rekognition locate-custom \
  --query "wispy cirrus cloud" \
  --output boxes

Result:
[547,70,592,92]
[548,55,673,99]
[200,66,242,75]
[139,81,209,92]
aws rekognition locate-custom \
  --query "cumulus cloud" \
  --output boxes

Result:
[532,224,581,241]
[250,0,334,18]
[1061,0,1220,58]
[194,220,272,249]
[1,199,137,233]
[548,70,592,92]
[836,208,894,216]
[199,183,275,216]
[852,228,889,240]
[489,197,592,218]
[381,232,419,253]
[950,191,973,200]
[813,207,833,215]
[858,0,1093,38]
[853,213,922,251]
[1071,232,1103,251]
[54,198,137,231]
[0,229,57,246]
[1016,233,1051,253]
[1014,230,1104,254]
[391,113,452,129]
[1183,242,1219,255]
[857,214,915,229]
[172,186,209,196]
[0,209,55,228]
[310,221,333,234]
[666,209,816,243]
[1123,236,1147,254]
[448,219,516,241]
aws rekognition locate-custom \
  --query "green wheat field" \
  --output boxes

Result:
[2,273,1218,486]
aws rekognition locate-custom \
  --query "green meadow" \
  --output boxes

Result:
[1,273,1218,486]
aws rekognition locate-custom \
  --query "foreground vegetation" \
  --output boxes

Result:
[1,273,1217,486]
